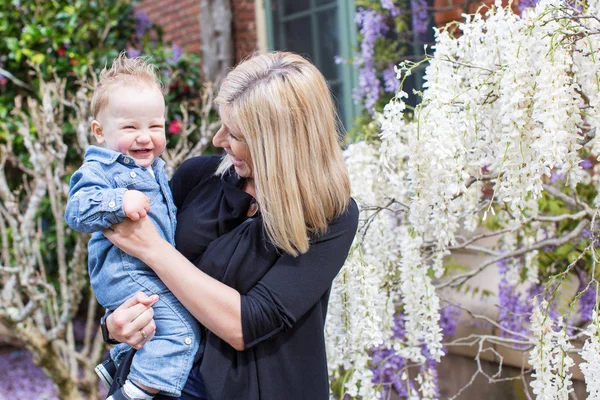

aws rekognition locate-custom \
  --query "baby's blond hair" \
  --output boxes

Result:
[91,51,163,119]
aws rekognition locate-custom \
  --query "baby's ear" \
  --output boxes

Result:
[91,120,105,144]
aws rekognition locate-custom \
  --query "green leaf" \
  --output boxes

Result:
[30,53,45,65]
[567,251,581,264]
[555,243,573,258]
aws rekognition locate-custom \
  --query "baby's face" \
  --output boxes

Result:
[93,84,166,168]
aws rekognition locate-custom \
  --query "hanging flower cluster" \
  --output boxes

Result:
[328,0,600,398]
[580,310,600,399]
[353,0,425,116]
[529,301,574,399]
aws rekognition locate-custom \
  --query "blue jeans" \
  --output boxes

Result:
[110,290,201,397]
[154,362,207,400]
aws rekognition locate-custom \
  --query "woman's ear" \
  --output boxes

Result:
[91,120,105,144]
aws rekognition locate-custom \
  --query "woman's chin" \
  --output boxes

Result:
[234,165,252,178]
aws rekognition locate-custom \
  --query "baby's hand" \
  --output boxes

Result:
[122,190,150,221]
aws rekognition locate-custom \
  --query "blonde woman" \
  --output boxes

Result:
[102,51,359,400]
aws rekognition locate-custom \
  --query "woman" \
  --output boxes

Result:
[103,51,359,400]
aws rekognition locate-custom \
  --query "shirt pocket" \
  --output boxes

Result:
[113,170,156,191]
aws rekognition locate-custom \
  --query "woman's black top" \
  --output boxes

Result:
[169,155,359,400]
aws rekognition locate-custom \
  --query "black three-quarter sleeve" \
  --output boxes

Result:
[240,199,359,348]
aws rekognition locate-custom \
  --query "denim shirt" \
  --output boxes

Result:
[64,146,177,302]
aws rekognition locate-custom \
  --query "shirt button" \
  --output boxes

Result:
[184,337,193,345]
[108,201,116,208]
[130,171,136,178]
[123,158,130,164]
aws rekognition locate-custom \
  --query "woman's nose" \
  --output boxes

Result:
[212,126,228,148]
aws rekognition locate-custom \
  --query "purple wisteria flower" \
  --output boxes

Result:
[580,158,593,170]
[496,258,567,341]
[371,314,416,398]
[439,305,460,336]
[519,0,540,12]
[381,0,401,17]
[370,306,458,398]
[127,47,141,58]
[134,10,153,39]
[550,170,564,184]
[410,0,429,40]
[167,44,182,65]
[579,285,597,322]
[382,64,400,93]
[576,271,598,322]
[354,8,389,113]
[497,259,539,340]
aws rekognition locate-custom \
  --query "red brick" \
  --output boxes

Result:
[136,0,259,63]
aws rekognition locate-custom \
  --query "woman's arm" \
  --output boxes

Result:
[104,218,245,350]
[103,199,358,351]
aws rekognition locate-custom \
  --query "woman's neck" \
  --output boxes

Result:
[242,178,256,198]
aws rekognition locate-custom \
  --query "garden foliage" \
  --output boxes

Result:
[0,1,215,398]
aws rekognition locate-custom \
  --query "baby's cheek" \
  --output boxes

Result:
[118,137,135,154]
[155,137,167,154]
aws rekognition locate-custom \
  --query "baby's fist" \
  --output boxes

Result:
[122,190,150,221]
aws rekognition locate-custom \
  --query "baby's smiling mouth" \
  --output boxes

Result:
[131,149,153,155]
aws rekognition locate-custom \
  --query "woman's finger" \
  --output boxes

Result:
[114,292,157,316]
[115,298,157,328]
[108,293,159,344]
[116,307,155,342]
[131,317,157,349]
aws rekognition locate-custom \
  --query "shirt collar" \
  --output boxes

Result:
[83,145,165,169]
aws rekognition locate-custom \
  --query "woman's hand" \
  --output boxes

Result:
[103,216,166,263]
[106,292,159,349]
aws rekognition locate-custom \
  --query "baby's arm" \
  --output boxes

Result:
[65,165,129,233]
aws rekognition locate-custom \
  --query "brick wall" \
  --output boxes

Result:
[135,0,202,54]
[433,0,520,27]
[135,0,259,62]
[232,0,259,62]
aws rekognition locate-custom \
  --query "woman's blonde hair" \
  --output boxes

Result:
[91,51,163,119]
[215,51,351,256]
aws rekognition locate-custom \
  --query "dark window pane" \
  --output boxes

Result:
[329,81,345,127]
[316,9,339,80]
[283,16,314,60]
[315,0,336,5]
[282,0,310,15]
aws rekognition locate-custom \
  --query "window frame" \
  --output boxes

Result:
[263,0,358,130]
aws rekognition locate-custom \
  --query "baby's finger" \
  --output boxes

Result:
[129,212,140,221]
[144,202,150,212]
[139,209,147,219]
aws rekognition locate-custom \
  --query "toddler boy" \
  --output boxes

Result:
[65,53,200,400]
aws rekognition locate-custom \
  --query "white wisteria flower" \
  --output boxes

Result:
[581,311,600,400]
[529,301,574,400]
[330,0,600,398]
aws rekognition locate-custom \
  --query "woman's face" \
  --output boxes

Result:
[213,108,253,178]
